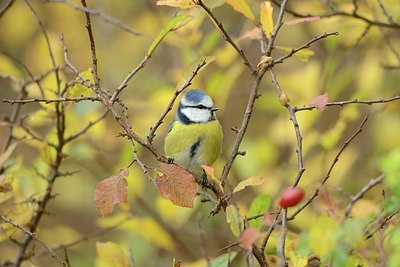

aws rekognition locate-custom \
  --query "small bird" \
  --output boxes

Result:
[164,89,223,185]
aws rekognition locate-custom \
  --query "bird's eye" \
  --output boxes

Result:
[195,105,208,109]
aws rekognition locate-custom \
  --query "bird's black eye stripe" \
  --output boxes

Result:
[183,104,209,110]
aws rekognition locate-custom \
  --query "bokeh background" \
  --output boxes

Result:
[1,0,400,266]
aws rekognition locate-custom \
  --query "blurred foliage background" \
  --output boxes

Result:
[1,0,400,266]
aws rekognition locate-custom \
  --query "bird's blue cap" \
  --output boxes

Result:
[183,89,208,103]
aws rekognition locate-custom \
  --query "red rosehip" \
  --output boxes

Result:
[278,187,305,208]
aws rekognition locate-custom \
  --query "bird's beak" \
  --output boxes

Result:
[211,107,218,112]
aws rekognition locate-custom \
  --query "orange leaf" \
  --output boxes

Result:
[240,228,261,249]
[284,16,320,26]
[237,26,263,42]
[309,92,329,112]
[262,213,273,226]
[94,169,128,217]
[156,163,197,208]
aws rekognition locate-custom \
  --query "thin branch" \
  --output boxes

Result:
[81,0,101,93]
[64,109,108,143]
[265,0,289,56]
[271,32,339,67]
[365,211,399,240]
[45,0,143,36]
[344,174,384,218]
[289,115,370,220]
[147,59,207,143]
[3,96,99,104]
[271,0,400,29]
[260,208,281,253]
[294,95,400,112]
[23,0,61,94]
[195,0,256,74]
[0,214,67,266]
[277,208,287,267]
[0,0,15,18]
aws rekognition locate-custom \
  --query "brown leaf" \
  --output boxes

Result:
[240,227,261,249]
[156,163,197,208]
[309,92,329,112]
[94,169,128,217]
[284,16,320,26]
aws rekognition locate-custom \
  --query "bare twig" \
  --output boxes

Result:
[344,174,384,218]
[147,59,207,142]
[45,0,143,36]
[365,211,399,240]
[289,116,370,220]
[265,0,289,56]
[260,208,281,253]
[277,208,288,267]
[0,0,15,18]
[195,0,256,74]
[294,95,400,112]
[3,96,99,104]
[0,214,67,266]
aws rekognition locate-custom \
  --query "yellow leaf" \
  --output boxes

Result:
[226,0,255,21]
[156,0,197,9]
[308,216,340,258]
[233,176,267,194]
[202,165,223,193]
[121,217,175,250]
[69,68,94,97]
[275,46,315,62]
[350,199,379,217]
[96,242,130,267]
[260,2,274,38]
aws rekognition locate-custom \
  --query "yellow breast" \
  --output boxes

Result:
[164,120,223,174]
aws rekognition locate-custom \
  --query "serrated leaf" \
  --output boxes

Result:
[260,1,274,38]
[176,56,215,91]
[94,169,129,217]
[275,46,315,62]
[226,0,255,21]
[96,242,130,267]
[240,227,261,249]
[156,0,197,9]
[147,15,191,56]
[226,205,242,237]
[156,163,197,208]
[69,68,94,97]
[233,176,266,194]
[248,194,271,229]
[309,92,329,112]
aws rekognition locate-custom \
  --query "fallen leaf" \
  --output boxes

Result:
[260,1,274,38]
[240,227,261,249]
[156,163,197,208]
[94,169,128,217]
[233,176,267,194]
[284,16,320,26]
[309,92,329,112]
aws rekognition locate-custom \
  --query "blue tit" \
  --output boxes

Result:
[164,89,223,185]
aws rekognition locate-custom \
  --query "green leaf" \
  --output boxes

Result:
[247,194,271,229]
[147,15,191,57]
[308,215,340,258]
[210,251,238,267]
[226,205,242,237]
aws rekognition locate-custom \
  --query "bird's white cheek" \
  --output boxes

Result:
[181,108,210,123]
